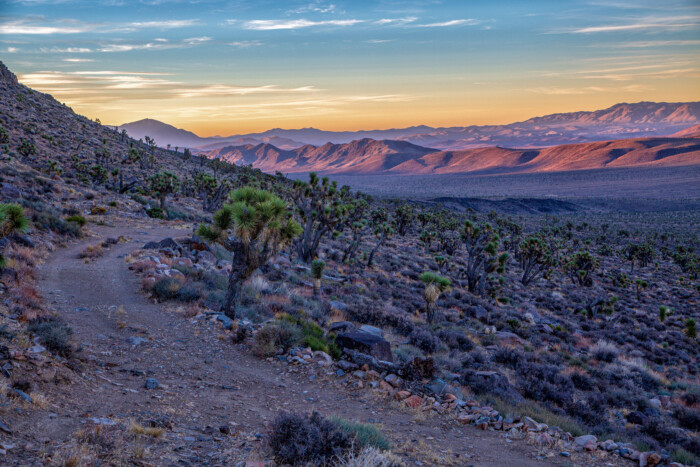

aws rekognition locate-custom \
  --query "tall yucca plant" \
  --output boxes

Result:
[0,204,28,270]
[311,259,326,298]
[197,187,302,319]
[419,271,450,324]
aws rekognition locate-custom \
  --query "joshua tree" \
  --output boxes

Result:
[461,220,508,294]
[311,259,326,298]
[0,204,28,270]
[634,279,648,300]
[366,208,393,268]
[518,236,555,285]
[193,172,231,212]
[197,187,302,319]
[149,171,180,210]
[685,318,697,339]
[659,305,671,323]
[292,172,351,263]
[420,271,450,324]
[393,202,415,236]
[564,251,598,287]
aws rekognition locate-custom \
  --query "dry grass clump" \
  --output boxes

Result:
[78,244,104,261]
[129,420,164,438]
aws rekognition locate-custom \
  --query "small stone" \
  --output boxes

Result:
[560,452,570,457]
[404,395,422,409]
[144,378,159,389]
[639,452,662,467]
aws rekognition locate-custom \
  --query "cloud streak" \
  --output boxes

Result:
[242,19,363,30]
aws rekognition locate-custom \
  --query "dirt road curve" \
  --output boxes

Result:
[33,223,563,466]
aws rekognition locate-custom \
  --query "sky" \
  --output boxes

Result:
[1,0,699,136]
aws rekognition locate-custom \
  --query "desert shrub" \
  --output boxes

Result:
[590,340,620,362]
[487,397,586,437]
[492,347,524,369]
[146,207,165,219]
[570,371,594,390]
[392,345,425,367]
[517,362,574,406]
[673,406,700,431]
[254,321,301,357]
[409,328,441,354]
[278,313,341,359]
[337,446,401,467]
[0,324,15,341]
[78,244,104,259]
[437,329,474,351]
[671,447,699,466]
[27,317,73,357]
[65,214,86,227]
[177,283,202,302]
[268,412,352,465]
[329,416,390,451]
[90,206,106,215]
[151,277,181,300]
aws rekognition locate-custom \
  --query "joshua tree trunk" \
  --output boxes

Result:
[313,278,321,298]
[221,242,252,319]
[159,195,166,210]
[425,300,436,324]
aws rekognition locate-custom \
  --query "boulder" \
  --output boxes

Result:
[329,321,354,333]
[358,325,383,338]
[336,331,392,362]
[639,452,661,467]
[573,435,597,451]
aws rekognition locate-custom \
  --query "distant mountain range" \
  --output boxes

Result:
[119,101,700,152]
[205,132,700,175]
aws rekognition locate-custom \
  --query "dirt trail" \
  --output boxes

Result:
[34,222,564,466]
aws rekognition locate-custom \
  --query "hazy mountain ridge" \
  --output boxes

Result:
[205,131,700,175]
[120,101,700,151]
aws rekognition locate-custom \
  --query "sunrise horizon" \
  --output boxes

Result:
[2,0,699,135]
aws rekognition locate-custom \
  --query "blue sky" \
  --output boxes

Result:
[1,0,699,134]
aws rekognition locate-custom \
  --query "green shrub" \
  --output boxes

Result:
[27,317,73,357]
[65,214,87,227]
[269,412,352,466]
[146,207,165,219]
[329,416,390,451]
[151,277,180,300]
[255,321,302,357]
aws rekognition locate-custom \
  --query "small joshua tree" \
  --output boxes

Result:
[659,305,671,323]
[420,271,450,324]
[393,202,415,236]
[0,204,28,270]
[193,172,230,212]
[685,318,697,339]
[564,251,598,287]
[311,259,326,298]
[518,236,555,286]
[197,187,302,319]
[461,220,508,294]
[366,208,393,268]
[149,171,180,210]
[292,173,351,263]
[635,279,648,300]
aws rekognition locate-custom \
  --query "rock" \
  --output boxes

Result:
[404,395,422,408]
[395,390,411,400]
[560,452,570,457]
[311,351,333,366]
[215,313,234,330]
[28,345,46,354]
[329,300,348,312]
[536,433,554,447]
[639,452,661,467]
[648,398,662,409]
[495,331,524,346]
[127,336,147,346]
[627,411,647,425]
[10,389,32,403]
[329,321,353,333]
[358,325,383,338]
[522,416,542,431]
[600,440,619,451]
[89,417,116,426]
[524,312,537,325]
[336,331,393,362]
[196,250,217,264]
[384,374,401,387]
[144,378,159,389]
[336,360,358,371]
[574,435,597,451]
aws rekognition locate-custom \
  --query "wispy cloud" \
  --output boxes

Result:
[63,58,94,62]
[288,3,337,14]
[43,46,92,53]
[183,36,211,45]
[175,84,317,98]
[374,17,417,26]
[0,19,93,34]
[0,17,200,35]
[529,84,652,94]
[602,39,700,48]
[99,37,210,52]
[415,19,481,28]
[6,47,19,52]
[228,40,263,48]
[567,15,700,33]
[241,19,363,30]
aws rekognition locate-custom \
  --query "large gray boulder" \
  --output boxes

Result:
[336,331,393,363]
